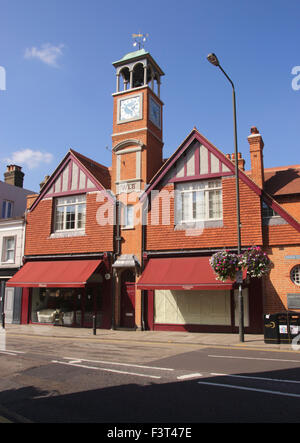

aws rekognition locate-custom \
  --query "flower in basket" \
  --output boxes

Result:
[239,246,271,278]
[210,250,241,282]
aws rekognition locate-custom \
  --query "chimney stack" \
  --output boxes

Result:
[4,165,24,188]
[248,126,264,188]
[226,152,245,171]
[39,175,50,191]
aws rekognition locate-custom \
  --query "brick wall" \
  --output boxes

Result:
[263,246,300,313]
[25,193,114,256]
[146,177,263,251]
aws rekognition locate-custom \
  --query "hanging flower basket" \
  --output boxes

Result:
[209,250,241,282]
[239,246,271,279]
[210,246,271,282]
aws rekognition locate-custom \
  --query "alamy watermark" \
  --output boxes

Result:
[95,189,205,237]
[291,66,300,91]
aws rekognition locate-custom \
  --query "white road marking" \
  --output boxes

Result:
[52,360,162,379]
[177,373,202,380]
[63,357,174,371]
[210,373,300,385]
[0,350,25,356]
[198,381,300,399]
[0,350,17,356]
[6,349,26,354]
[208,355,300,363]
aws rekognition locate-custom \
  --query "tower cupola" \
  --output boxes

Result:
[113,49,164,98]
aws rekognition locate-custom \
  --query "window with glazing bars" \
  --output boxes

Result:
[54,195,86,231]
[176,180,223,223]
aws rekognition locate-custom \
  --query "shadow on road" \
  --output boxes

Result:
[1,366,300,423]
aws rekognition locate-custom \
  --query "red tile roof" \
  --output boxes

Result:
[264,165,300,196]
[70,149,111,190]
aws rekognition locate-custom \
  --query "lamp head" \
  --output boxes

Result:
[207,53,220,67]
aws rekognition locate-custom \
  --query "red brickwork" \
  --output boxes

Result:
[25,193,114,256]
[263,246,300,313]
[146,177,263,251]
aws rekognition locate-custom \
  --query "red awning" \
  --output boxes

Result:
[137,257,234,291]
[6,260,103,288]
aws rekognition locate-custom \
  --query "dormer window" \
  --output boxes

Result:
[54,195,86,232]
[1,200,13,218]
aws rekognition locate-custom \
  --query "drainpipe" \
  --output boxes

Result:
[140,197,148,331]
[21,210,27,263]
[111,199,121,330]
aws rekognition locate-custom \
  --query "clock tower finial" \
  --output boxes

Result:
[132,32,149,50]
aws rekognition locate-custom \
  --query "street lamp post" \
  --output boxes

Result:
[206,53,244,342]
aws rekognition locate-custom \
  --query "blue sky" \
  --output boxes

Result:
[0,0,299,192]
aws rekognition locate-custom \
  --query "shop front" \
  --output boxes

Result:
[6,259,112,329]
[138,256,263,333]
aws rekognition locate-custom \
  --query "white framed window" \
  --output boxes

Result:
[291,265,300,286]
[2,236,16,263]
[1,200,13,219]
[121,205,134,229]
[175,179,223,224]
[54,195,86,232]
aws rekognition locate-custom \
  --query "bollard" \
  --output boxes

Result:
[92,314,96,335]
[1,312,5,329]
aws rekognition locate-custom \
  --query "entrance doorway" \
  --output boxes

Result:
[120,270,135,328]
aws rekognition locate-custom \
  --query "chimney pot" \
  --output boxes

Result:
[230,152,245,171]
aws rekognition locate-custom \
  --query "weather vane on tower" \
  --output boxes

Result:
[132,33,149,50]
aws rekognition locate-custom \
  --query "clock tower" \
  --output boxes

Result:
[111,48,164,195]
[111,48,165,331]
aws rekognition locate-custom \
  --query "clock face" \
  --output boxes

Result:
[149,97,161,128]
[119,96,141,121]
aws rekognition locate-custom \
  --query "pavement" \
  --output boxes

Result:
[3,323,299,352]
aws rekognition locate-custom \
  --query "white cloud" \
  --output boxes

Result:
[24,43,64,67]
[5,149,54,169]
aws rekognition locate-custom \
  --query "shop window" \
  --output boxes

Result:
[154,289,231,325]
[175,179,222,225]
[53,194,86,232]
[31,288,83,326]
[291,265,300,286]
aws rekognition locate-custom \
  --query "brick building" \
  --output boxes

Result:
[7,48,300,333]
